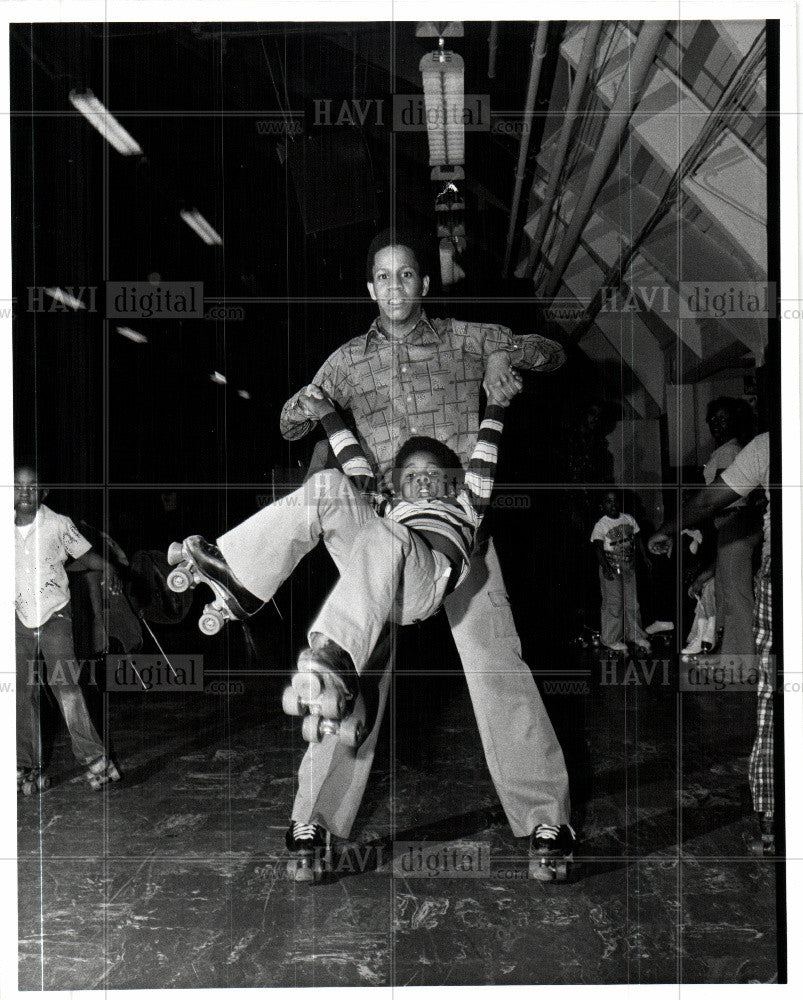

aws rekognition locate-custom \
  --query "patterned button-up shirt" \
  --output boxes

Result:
[280,312,565,489]
[15,504,92,629]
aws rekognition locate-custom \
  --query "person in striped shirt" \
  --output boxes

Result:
[298,365,518,690]
[169,355,518,689]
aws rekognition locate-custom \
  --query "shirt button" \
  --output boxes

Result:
[401,365,408,373]
[411,427,418,434]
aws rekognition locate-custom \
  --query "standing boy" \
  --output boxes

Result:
[591,491,652,653]
[15,464,121,792]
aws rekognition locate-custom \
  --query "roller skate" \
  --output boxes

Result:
[166,535,263,635]
[601,641,628,654]
[85,754,121,791]
[17,766,50,796]
[574,626,601,649]
[747,813,775,857]
[682,616,716,660]
[645,620,674,636]
[529,823,576,882]
[285,821,332,883]
[282,635,367,750]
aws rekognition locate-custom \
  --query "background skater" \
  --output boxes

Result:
[15,464,122,793]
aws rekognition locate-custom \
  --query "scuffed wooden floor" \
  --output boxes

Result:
[18,623,779,989]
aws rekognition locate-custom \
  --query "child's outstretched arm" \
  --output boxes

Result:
[67,549,124,595]
[463,352,521,518]
[300,385,377,493]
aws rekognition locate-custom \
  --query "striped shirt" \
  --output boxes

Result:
[320,404,506,587]
[281,312,563,490]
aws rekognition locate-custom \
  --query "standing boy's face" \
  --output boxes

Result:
[367,245,429,328]
[14,467,45,516]
[602,493,619,518]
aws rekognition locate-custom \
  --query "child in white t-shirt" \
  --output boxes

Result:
[591,492,651,653]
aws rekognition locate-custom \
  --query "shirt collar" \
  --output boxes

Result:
[364,311,439,352]
[16,505,45,531]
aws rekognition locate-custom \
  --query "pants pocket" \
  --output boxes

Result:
[488,590,517,639]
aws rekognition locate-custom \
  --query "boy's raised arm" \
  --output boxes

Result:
[280,349,351,441]
[302,386,376,493]
[463,352,521,517]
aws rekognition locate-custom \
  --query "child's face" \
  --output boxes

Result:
[14,467,44,516]
[602,493,619,518]
[367,245,429,328]
[398,451,448,502]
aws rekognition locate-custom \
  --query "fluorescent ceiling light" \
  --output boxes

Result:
[44,287,86,310]
[69,89,143,156]
[181,209,223,246]
[116,326,148,344]
[238,389,251,400]
[210,371,227,385]
[419,51,465,166]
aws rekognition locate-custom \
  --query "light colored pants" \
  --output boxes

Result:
[218,470,571,839]
[599,566,647,646]
[313,516,453,671]
[715,509,760,656]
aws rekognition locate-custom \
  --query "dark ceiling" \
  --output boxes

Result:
[10,20,599,521]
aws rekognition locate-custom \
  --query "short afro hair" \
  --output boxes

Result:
[365,227,432,283]
[391,436,463,492]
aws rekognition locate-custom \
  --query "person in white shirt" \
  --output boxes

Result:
[703,397,761,655]
[591,491,651,653]
[648,433,773,854]
[15,464,122,793]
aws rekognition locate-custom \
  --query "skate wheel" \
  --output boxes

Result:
[529,860,555,882]
[167,542,185,566]
[292,670,322,701]
[167,567,191,593]
[199,610,224,635]
[553,860,569,881]
[319,689,343,721]
[337,714,366,750]
[301,714,323,743]
[286,857,320,883]
[167,541,185,565]
[282,686,304,717]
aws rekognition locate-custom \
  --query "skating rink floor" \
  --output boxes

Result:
[18,608,779,989]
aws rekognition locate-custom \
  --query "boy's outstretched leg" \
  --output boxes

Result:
[169,470,378,635]
[167,535,264,634]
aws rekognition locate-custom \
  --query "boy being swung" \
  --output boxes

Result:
[15,465,122,792]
